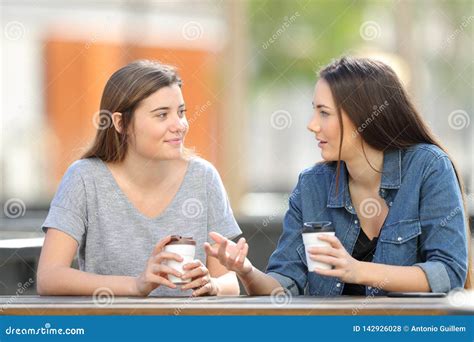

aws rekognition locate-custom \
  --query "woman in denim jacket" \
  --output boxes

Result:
[205,56,471,296]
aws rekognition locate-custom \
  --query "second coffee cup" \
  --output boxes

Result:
[302,221,335,271]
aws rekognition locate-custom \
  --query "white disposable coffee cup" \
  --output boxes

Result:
[163,236,196,284]
[302,222,335,271]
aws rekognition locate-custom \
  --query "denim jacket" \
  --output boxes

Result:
[266,144,468,296]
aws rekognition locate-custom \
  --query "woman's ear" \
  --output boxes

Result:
[111,112,123,134]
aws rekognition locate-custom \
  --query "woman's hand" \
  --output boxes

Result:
[308,234,362,284]
[134,235,184,296]
[204,232,253,277]
[180,260,218,296]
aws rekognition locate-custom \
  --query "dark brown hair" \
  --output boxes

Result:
[319,56,471,289]
[82,60,185,162]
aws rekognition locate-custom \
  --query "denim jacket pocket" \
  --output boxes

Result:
[379,219,421,265]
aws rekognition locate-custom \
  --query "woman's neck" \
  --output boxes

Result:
[111,151,185,190]
[345,145,384,191]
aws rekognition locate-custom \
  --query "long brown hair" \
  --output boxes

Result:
[82,59,189,162]
[319,56,471,289]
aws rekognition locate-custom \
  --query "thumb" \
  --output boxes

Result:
[204,242,218,258]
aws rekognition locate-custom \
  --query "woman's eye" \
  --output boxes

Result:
[320,111,329,117]
[156,113,167,118]
[179,109,187,117]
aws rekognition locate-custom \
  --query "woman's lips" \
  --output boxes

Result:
[317,139,327,148]
[165,138,182,145]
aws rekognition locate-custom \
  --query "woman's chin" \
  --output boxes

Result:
[320,151,337,162]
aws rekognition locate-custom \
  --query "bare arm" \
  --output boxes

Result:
[206,253,240,295]
[355,262,430,292]
[311,234,430,292]
[37,229,139,295]
[37,229,182,296]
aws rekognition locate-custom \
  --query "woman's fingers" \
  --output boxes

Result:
[217,238,228,263]
[182,275,209,291]
[237,242,249,264]
[204,242,218,258]
[209,232,238,248]
[229,238,244,261]
[154,251,183,263]
[145,271,177,289]
[313,267,342,278]
[192,282,213,296]
[318,234,343,249]
[182,265,207,281]
[182,260,201,271]
[152,235,172,256]
[208,231,225,244]
[309,254,341,267]
[308,246,339,258]
[152,264,183,279]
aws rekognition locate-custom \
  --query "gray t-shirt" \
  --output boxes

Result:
[41,157,241,296]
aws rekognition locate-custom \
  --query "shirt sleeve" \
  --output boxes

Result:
[206,162,242,242]
[414,156,468,292]
[41,161,88,245]
[266,173,307,295]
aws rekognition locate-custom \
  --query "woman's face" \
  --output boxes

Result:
[128,84,189,161]
[307,79,359,161]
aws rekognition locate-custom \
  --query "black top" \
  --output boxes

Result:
[341,228,378,296]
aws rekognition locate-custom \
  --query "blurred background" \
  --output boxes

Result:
[1,0,473,295]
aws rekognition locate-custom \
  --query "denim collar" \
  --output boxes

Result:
[327,149,402,208]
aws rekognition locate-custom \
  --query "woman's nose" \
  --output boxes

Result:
[307,116,321,133]
[170,115,187,132]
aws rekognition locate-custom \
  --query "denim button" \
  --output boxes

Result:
[397,236,402,241]
[336,282,341,288]
[368,286,372,290]
[354,220,358,224]
[348,205,353,210]
[388,201,393,207]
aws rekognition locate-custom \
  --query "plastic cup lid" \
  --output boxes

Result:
[166,235,196,245]
[302,221,334,233]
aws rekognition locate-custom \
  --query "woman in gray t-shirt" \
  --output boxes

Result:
[37,60,242,297]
